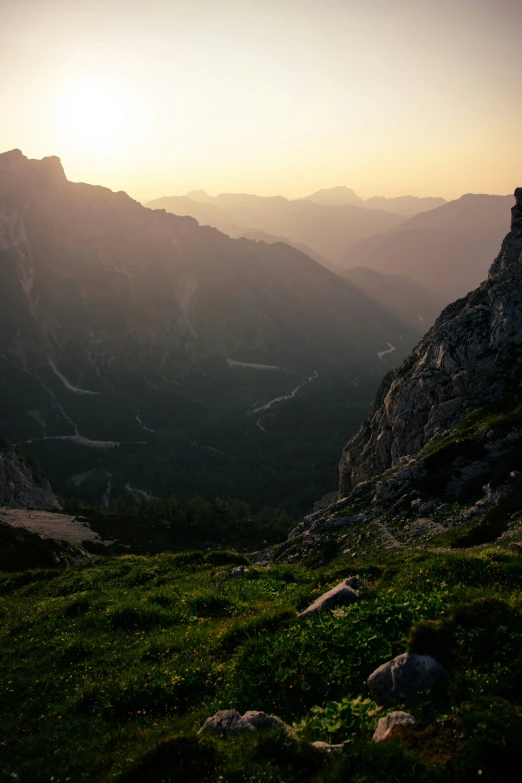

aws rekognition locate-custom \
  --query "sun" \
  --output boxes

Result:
[53,76,139,160]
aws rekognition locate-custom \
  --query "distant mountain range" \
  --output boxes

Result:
[305,186,447,215]
[0,150,418,513]
[146,191,404,265]
[341,193,512,300]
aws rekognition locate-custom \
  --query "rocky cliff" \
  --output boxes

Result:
[339,188,522,497]
[0,440,58,510]
[256,188,522,564]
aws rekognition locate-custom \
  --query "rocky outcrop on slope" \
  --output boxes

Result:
[339,188,522,497]
[0,440,58,510]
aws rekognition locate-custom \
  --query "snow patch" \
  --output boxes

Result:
[46,356,101,395]
[136,411,155,433]
[251,370,319,413]
[227,359,287,371]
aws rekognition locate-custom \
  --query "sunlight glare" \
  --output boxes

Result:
[53,76,140,161]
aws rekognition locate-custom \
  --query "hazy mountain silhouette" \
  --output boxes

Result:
[341,194,512,299]
[305,186,446,215]
[0,150,418,512]
[339,267,447,333]
[227,228,332,267]
[304,186,364,207]
[147,191,403,265]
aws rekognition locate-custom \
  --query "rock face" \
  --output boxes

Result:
[373,711,416,742]
[368,653,449,705]
[0,441,58,510]
[198,709,284,737]
[297,577,361,618]
[339,188,522,497]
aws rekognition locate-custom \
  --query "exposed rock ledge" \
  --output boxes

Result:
[0,441,58,510]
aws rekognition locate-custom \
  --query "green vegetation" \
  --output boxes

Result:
[62,493,294,554]
[2,545,522,781]
[0,522,85,572]
[3,358,389,516]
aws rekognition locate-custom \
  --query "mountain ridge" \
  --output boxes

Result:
[0,149,416,512]
[342,193,512,299]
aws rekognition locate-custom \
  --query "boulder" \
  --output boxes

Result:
[311,740,345,752]
[508,542,522,554]
[368,653,449,704]
[231,566,247,577]
[198,709,284,737]
[373,710,416,742]
[297,577,362,618]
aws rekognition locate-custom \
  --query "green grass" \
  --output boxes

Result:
[1,547,522,782]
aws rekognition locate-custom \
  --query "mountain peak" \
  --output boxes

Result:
[0,149,66,184]
[0,148,28,171]
[185,189,211,202]
[305,186,363,207]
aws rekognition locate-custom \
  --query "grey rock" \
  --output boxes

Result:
[231,566,246,577]
[297,577,361,618]
[368,653,449,704]
[311,740,345,751]
[0,443,58,510]
[373,711,416,742]
[198,709,284,737]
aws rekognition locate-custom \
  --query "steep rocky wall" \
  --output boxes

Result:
[339,188,522,497]
[0,442,58,510]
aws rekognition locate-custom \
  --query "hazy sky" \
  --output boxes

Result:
[2,0,521,202]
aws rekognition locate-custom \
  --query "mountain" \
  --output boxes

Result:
[228,228,332,267]
[342,193,512,300]
[146,191,404,266]
[339,188,521,495]
[304,186,364,207]
[0,149,418,513]
[305,187,446,216]
[258,188,522,562]
[339,267,446,334]
[363,195,446,215]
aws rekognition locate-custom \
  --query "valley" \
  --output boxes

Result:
[0,150,419,514]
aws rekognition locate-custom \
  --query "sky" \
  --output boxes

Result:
[1,0,521,202]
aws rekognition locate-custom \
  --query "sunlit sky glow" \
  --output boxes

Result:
[2,0,521,202]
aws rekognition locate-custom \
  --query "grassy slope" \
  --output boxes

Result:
[2,546,522,782]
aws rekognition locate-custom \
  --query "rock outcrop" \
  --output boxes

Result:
[368,653,449,705]
[339,188,522,497]
[0,440,58,510]
[297,577,361,618]
[198,710,284,737]
[373,711,416,742]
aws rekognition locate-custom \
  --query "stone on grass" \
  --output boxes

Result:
[231,566,247,577]
[297,577,361,618]
[368,653,448,704]
[373,711,416,742]
[508,542,522,554]
[198,709,284,737]
[311,740,345,752]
